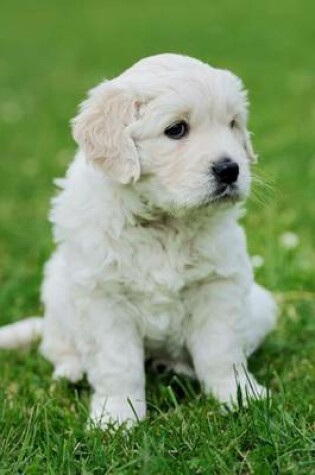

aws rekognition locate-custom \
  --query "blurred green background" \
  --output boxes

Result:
[0,1,314,473]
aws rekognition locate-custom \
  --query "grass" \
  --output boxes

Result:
[0,0,315,473]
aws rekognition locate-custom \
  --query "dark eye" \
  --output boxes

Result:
[230,119,237,129]
[164,120,189,140]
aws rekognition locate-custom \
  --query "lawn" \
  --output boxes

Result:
[0,0,314,473]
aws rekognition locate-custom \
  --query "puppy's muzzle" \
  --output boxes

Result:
[212,158,239,185]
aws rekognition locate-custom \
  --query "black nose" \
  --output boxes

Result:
[212,158,239,185]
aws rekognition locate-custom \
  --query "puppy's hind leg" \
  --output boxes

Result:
[244,283,277,357]
[40,309,83,383]
[40,253,83,383]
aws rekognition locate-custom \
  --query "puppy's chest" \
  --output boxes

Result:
[116,224,215,296]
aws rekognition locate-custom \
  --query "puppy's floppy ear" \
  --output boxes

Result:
[244,129,258,163]
[72,82,140,184]
[241,86,258,163]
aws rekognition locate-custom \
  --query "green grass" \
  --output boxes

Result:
[0,0,315,473]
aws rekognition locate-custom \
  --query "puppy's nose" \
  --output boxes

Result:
[212,158,239,185]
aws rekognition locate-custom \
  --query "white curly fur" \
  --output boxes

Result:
[0,54,277,429]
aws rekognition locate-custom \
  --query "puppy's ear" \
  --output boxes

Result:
[72,82,140,184]
[244,129,258,163]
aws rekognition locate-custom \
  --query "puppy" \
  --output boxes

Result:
[0,54,277,428]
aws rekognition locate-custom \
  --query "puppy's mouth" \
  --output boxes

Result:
[210,184,241,203]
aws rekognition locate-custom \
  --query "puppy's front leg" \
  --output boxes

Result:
[80,298,146,429]
[185,281,267,407]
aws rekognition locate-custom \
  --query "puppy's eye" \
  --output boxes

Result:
[230,119,237,129]
[164,121,189,140]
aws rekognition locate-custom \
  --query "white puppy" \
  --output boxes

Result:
[0,54,277,428]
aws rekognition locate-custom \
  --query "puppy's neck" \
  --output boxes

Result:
[119,184,243,233]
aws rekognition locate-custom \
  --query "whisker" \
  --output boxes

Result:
[245,171,276,208]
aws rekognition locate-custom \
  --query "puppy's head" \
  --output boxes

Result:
[72,54,257,213]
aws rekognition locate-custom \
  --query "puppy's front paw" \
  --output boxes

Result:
[89,394,146,430]
[210,370,268,408]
